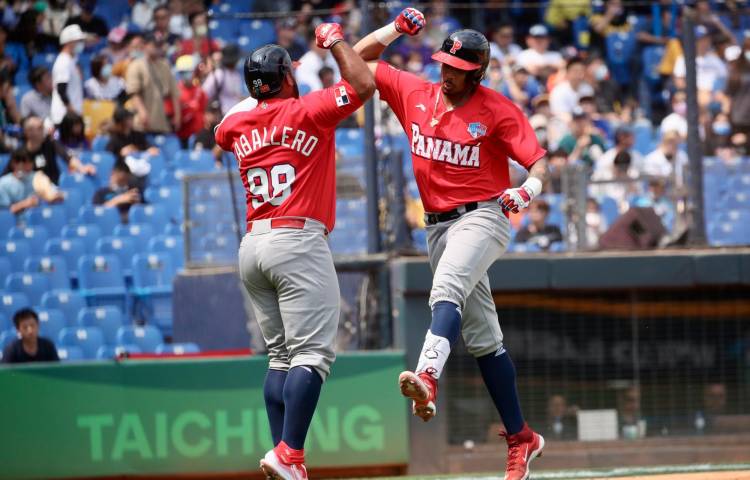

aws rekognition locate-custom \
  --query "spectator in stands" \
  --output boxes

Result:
[202,44,248,116]
[636,2,675,48]
[276,18,307,61]
[589,0,633,56]
[102,26,130,66]
[592,150,640,213]
[632,178,675,231]
[586,198,607,248]
[579,94,613,141]
[0,25,16,76]
[550,57,595,120]
[51,24,87,127]
[558,107,606,168]
[0,149,63,213]
[43,0,78,38]
[544,394,578,440]
[112,31,144,79]
[516,24,565,78]
[546,148,568,193]
[727,32,750,145]
[545,0,591,43]
[489,23,521,64]
[150,4,179,47]
[20,67,52,120]
[93,162,142,220]
[64,0,108,43]
[318,66,336,89]
[2,308,59,364]
[617,385,646,439]
[673,26,728,107]
[131,0,156,32]
[660,90,688,139]
[501,64,542,112]
[296,39,340,91]
[178,10,219,60]
[395,32,434,70]
[84,54,125,101]
[594,126,642,180]
[57,112,89,151]
[0,69,19,126]
[514,199,563,250]
[585,57,620,115]
[193,104,223,166]
[23,115,94,184]
[125,33,180,134]
[424,0,462,48]
[641,130,688,187]
[175,55,207,146]
[106,106,159,167]
[11,5,58,51]
[695,383,728,434]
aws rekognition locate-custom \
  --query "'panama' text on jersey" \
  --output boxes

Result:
[232,126,319,161]
[411,123,480,168]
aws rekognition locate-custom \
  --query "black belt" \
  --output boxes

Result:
[425,202,478,225]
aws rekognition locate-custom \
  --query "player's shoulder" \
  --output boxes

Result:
[378,61,431,89]
[216,96,260,131]
[476,85,524,114]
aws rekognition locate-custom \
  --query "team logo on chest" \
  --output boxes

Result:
[467,122,487,139]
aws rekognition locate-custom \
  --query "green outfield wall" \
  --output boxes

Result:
[0,352,407,479]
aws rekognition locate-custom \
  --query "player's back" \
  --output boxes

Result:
[216,81,363,233]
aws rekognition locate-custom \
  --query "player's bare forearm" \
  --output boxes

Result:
[353,32,388,63]
[331,41,376,101]
[528,157,549,186]
[353,7,425,72]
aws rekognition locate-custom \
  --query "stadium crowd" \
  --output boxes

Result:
[2,0,750,361]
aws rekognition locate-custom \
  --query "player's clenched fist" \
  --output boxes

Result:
[395,7,426,36]
[499,186,533,214]
[315,23,344,49]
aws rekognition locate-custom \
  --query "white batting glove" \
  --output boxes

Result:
[499,177,543,214]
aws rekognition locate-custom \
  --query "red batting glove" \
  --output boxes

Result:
[315,23,344,49]
[395,7,426,36]
[499,186,532,214]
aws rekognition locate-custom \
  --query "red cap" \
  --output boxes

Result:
[431,51,482,71]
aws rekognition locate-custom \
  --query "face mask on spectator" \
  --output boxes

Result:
[177,71,192,83]
[195,24,208,37]
[101,64,112,79]
[673,102,687,116]
[713,122,731,136]
[594,64,608,81]
[14,169,29,180]
[74,42,85,55]
[132,50,144,60]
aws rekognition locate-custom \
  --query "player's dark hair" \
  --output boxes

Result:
[13,308,38,329]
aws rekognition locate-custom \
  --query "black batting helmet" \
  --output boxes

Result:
[431,29,490,82]
[244,44,293,100]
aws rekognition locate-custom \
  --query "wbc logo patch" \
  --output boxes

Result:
[335,85,350,107]
[450,39,462,54]
[467,122,487,138]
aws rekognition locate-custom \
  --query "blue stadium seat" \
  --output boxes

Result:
[0,239,32,271]
[37,308,67,341]
[239,19,276,50]
[0,327,17,348]
[116,325,163,353]
[59,173,97,202]
[58,327,104,359]
[155,342,200,355]
[24,256,70,290]
[197,235,236,262]
[605,31,637,86]
[131,253,175,331]
[148,235,184,270]
[0,258,10,283]
[60,188,85,218]
[96,236,136,278]
[336,129,365,161]
[128,204,169,230]
[57,345,85,362]
[209,18,241,43]
[114,223,154,244]
[78,205,121,236]
[599,196,620,226]
[25,205,67,236]
[41,289,87,326]
[31,51,56,69]
[77,255,128,310]
[0,313,7,331]
[79,151,115,187]
[93,0,129,28]
[44,237,85,282]
[175,150,215,173]
[91,135,110,151]
[62,224,103,251]
[96,343,141,359]
[0,292,30,320]
[5,272,50,305]
[144,185,183,222]
[8,225,49,255]
[77,306,124,345]
[633,121,656,156]
[0,210,16,233]
[147,134,181,161]
[163,223,184,236]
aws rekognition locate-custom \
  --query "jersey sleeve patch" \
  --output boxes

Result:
[334,85,350,107]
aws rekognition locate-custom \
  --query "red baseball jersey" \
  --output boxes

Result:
[375,61,546,213]
[215,80,363,232]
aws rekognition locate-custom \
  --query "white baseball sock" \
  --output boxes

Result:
[415,330,451,379]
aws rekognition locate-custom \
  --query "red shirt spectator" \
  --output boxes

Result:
[175,55,207,141]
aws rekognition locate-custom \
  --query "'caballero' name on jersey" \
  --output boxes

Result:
[232,126,319,160]
[411,123,480,167]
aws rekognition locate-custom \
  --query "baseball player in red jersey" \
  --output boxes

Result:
[354,9,547,480]
[215,24,375,480]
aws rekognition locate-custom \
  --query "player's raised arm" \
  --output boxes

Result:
[315,23,375,101]
[352,7,426,71]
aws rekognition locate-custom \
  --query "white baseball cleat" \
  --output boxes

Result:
[260,449,308,480]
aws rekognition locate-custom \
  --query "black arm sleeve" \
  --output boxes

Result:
[52,139,73,164]
[57,82,70,105]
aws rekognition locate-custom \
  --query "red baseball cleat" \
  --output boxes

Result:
[260,442,308,480]
[501,423,544,480]
[398,370,438,421]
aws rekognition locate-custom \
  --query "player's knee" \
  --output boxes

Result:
[289,349,336,382]
[466,341,505,358]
